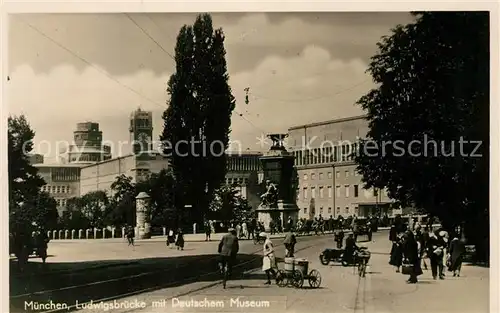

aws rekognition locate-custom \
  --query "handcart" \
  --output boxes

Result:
[275,257,322,288]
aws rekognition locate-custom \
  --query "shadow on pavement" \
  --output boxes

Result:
[10,253,264,312]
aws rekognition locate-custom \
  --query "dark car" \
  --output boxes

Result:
[353,218,372,240]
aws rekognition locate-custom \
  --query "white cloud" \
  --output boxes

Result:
[8,15,375,161]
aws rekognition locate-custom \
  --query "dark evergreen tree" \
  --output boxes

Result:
[355,12,489,260]
[160,14,236,226]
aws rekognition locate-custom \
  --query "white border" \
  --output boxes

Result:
[1,2,498,313]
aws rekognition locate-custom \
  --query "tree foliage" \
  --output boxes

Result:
[355,12,489,258]
[8,115,54,234]
[209,184,253,223]
[160,13,236,226]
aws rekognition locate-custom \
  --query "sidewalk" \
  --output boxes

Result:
[45,225,441,244]
[49,231,333,243]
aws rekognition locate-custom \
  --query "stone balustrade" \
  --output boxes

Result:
[44,227,170,240]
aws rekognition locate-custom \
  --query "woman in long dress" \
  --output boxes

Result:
[389,234,404,272]
[448,236,465,277]
[262,233,277,285]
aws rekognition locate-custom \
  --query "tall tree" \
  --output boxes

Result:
[8,115,48,236]
[136,168,177,228]
[8,115,45,206]
[160,14,236,226]
[79,191,109,228]
[105,175,137,227]
[355,12,489,260]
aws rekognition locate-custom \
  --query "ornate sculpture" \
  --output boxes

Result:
[268,134,288,150]
[260,180,278,207]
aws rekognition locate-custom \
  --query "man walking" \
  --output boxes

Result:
[218,228,239,288]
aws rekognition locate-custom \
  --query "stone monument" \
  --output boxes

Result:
[135,192,152,239]
[256,134,299,232]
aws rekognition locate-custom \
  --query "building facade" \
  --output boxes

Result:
[225,151,263,210]
[34,163,85,215]
[129,108,153,155]
[64,122,112,164]
[288,115,394,219]
[79,152,170,196]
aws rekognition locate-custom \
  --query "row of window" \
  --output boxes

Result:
[42,185,72,194]
[293,142,359,166]
[225,177,248,186]
[303,206,358,215]
[302,184,371,199]
[56,199,67,207]
[303,169,360,181]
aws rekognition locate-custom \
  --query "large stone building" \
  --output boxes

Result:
[35,163,85,215]
[62,122,112,164]
[288,115,394,219]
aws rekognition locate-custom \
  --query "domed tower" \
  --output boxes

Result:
[129,107,153,156]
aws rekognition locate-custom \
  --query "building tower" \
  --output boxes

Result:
[129,108,153,156]
[66,122,111,163]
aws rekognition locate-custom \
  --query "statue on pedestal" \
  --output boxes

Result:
[260,180,278,207]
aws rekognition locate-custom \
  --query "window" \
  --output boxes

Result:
[311,173,316,180]
[336,171,340,178]
[304,208,307,214]
[337,207,341,214]
[328,172,332,179]
[320,207,324,214]
[319,173,323,180]
[354,185,359,198]
[56,186,61,193]
[345,185,350,198]
[373,188,378,197]
[328,186,333,198]
[319,186,324,198]
[311,187,316,199]
[303,187,308,199]
[311,207,316,215]
[304,174,308,181]
[336,186,341,197]
[328,207,332,214]
[345,170,350,178]
[345,207,349,214]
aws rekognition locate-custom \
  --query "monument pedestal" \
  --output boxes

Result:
[256,200,299,232]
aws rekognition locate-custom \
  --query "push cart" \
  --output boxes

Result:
[275,257,322,288]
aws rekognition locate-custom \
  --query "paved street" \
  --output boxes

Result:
[11,231,489,313]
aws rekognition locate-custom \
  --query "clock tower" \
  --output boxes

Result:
[129,107,153,157]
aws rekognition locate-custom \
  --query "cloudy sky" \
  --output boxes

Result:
[7,12,414,162]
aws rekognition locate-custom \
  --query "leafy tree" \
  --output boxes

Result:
[160,13,236,226]
[8,115,50,239]
[105,175,136,227]
[136,168,177,228]
[209,184,253,223]
[355,12,489,260]
[79,191,109,228]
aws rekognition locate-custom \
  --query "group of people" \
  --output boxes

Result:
[389,218,466,284]
[204,219,266,241]
[216,227,297,287]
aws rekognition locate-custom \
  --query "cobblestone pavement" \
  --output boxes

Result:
[84,231,488,313]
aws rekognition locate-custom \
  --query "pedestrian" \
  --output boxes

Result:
[236,223,242,238]
[389,234,404,272]
[204,222,211,241]
[428,230,446,279]
[126,226,135,246]
[242,221,248,239]
[167,229,175,248]
[447,234,465,277]
[175,229,185,250]
[34,230,49,264]
[218,228,239,289]
[262,233,277,285]
[402,230,422,284]
[283,228,297,257]
[334,227,344,249]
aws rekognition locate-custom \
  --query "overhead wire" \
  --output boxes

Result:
[15,17,166,109]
